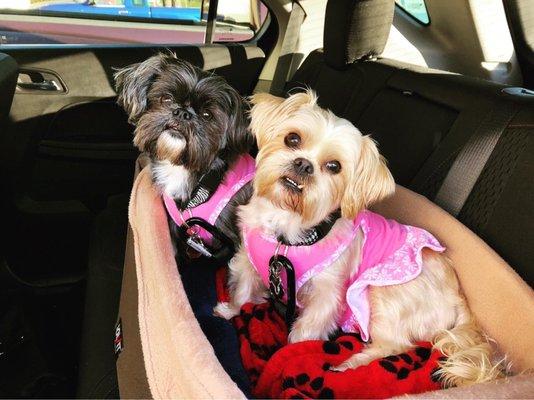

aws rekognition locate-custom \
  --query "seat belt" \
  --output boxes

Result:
[269,1,306,96]
[434,101,517,216]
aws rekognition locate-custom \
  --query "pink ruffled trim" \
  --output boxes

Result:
[343,225,445,341]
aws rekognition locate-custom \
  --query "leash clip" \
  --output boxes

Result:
[269,258,284,299]
[186,234,213,258]
[179,217,235,263]
[268,243,297,327]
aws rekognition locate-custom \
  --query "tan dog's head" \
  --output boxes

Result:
[249,90,394,224]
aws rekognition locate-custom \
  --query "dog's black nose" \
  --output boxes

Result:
[173,108,193,121]
[293,157,314,176]
[181,110,192,120]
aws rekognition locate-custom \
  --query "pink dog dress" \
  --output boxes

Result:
[243,210,445,341]
[163,154,255,243]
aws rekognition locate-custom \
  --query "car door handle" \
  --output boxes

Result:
[17,69,66,93]
[17,80,61,91]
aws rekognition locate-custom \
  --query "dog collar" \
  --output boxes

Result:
[278,209,342,246]
[243,210,446,341]
[163,153,255,244]
[184,157,228,209]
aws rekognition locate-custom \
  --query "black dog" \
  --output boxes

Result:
[115,54,253,394]
[115,53,253,258]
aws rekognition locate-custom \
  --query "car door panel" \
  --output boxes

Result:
[1,43,265,282]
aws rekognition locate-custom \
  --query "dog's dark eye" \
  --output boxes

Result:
[284,132,301,148]
[201,111,212,119]
[160,95,173,105]
[325,160,341,174]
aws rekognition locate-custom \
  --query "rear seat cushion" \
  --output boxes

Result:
[355,86,458,184]
[77,194,129,398]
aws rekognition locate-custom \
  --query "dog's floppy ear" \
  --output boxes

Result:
[341,135,395,219]
[223,86,254,155]
[249,90,317,148]
[114,53,172,124]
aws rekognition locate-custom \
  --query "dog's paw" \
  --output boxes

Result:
[331,354,369,372]
[330,361,351,372]
[213,302,239,320]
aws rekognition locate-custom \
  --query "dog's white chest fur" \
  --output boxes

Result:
[151,160,192,201]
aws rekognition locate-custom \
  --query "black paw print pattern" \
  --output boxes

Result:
[282,372,336,399]
[277,337,361,399]
[378,346,433,380]
[233,302,287,386]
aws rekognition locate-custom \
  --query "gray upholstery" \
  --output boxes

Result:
[324,0,394,69]
[503,0,534,87]
[287,1,534,285]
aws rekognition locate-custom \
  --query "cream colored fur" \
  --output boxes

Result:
[215,90,503,387]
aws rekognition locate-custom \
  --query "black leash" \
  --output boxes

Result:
[269,209,342,326]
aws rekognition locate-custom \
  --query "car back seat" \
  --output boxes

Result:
[286,0,534,285]
[114,2,534,397]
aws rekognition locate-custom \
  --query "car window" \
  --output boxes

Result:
[0,0,268,46]
[395,0,430,25]
[211,0,268,42]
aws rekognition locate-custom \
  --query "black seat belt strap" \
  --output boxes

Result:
[435,101,517,216]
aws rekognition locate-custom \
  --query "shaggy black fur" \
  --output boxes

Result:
[114,53,253,260]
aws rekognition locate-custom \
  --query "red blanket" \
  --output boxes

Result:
[216,268,444,399]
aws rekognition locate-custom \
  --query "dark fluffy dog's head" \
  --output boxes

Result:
[114,53,251,172]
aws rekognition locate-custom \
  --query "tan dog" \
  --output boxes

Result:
[215,90,503,387]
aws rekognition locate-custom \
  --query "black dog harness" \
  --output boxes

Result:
[162,154,255,262]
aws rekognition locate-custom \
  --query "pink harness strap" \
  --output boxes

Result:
[163,154,255,242]
[243,210,445,342]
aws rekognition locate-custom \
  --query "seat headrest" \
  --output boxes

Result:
[324,0,395,69]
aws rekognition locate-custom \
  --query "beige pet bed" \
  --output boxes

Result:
[116,158,534,399]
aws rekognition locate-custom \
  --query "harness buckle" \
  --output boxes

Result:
[179,217,235,263]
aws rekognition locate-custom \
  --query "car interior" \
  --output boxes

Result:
[0,0,533,398]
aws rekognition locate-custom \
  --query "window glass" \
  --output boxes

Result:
[213,0,268,42]
[395,0,429,25]
[0,0,268,46]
